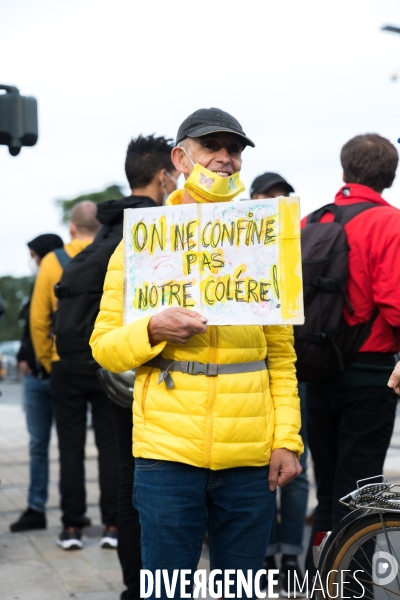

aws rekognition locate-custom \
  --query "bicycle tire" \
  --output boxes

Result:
[318,513,400,599]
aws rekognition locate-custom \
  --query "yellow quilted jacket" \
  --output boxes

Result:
[90,246,303,470]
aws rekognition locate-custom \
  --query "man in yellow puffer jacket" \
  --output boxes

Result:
[90,108,303,599]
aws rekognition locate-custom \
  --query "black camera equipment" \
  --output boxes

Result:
[0,84,38,156]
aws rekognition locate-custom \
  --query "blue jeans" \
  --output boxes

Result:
[266,383,309,557]
[24,374,53,513]
[133,459,276,599]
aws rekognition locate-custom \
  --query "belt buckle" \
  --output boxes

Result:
[191,361,207,375]
[185,362,217,377]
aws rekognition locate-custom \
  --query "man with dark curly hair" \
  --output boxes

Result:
[94,134,179,600]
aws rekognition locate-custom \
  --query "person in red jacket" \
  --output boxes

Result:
[304,133,400,578]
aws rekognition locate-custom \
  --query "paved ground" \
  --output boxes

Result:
[0,379,399,600]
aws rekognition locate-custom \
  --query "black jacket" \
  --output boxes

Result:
[96,195,158,239]
[89,195,158,280]
[53,195,158,379]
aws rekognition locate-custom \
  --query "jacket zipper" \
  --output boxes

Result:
[205,326,217,468]
[141,368,152,418]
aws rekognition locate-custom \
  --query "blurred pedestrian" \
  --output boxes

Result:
[30,202,118,550]
[301,134,400,579]
[10,234,64,532]
[250,174,309,596]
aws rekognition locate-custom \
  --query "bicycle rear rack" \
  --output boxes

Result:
[339,475,400,513]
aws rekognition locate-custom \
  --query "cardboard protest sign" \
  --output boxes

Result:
[123,198,304,325]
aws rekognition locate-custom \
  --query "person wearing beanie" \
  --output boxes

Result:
[28,234,65,264]
[11,234,64,532]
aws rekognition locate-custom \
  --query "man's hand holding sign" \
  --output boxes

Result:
[148,307,207,346]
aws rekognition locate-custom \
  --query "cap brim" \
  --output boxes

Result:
[256,177,294,195]
[184,125,255,148]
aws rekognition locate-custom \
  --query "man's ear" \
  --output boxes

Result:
[171,146,191,176]
[156,168,166,185]
[342,170,346,183]
[69,222,77,238]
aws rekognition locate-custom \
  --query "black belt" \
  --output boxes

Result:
[354,352,399,367]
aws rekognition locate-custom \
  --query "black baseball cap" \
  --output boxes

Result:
[250,172,294,197]
[176,107,255,148]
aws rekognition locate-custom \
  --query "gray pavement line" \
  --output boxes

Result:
[0,502,100,517]
[0,478,98,490]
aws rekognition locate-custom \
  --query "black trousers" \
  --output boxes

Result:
[50,361,118,528]
[305,384,398,577]
[111,401,142,600]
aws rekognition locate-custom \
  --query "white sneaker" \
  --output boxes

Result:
[99,527,118,549]
[57,528,83,550]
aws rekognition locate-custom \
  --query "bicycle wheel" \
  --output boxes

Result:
[318,514,400,599]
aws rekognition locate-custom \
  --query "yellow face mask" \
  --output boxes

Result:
[182,150,245,203]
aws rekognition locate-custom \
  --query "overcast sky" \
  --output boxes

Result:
[1,0,400,276]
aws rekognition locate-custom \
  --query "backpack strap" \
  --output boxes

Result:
[307,201,381,319]
[308,201,377,226]
[55,280,102,299]
[53,248,72,269]
[337,202,377,226]
[308,203,343,224]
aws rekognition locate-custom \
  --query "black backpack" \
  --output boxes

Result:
[54,226,121,374]
[294,202,379,382]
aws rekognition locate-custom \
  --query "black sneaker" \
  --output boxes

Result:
[280,558,307,598]
[260,555,278,591]
[99,527,118,549]
[10,508,46,532]
[57,528,83,550]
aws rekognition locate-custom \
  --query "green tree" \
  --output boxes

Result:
[0,276,33,342]
[56,184,125,224]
